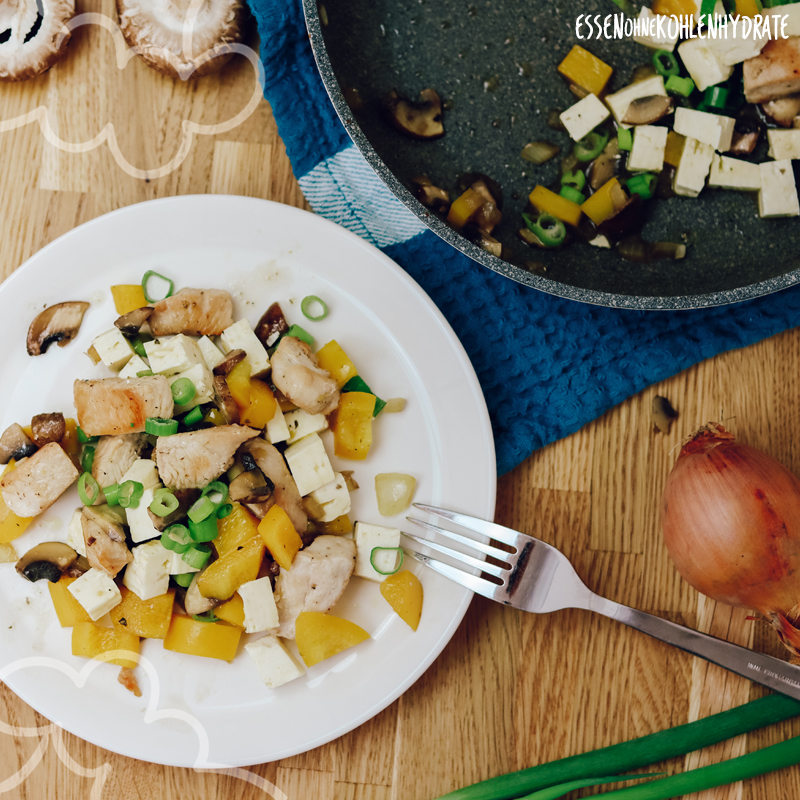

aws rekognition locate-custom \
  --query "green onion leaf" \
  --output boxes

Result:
[188,515,219,543]
[81,446,95,474]
[617,127,633,151]
[216,503,233,519]
[78,473,100,506]
[182,406,204,426]
[103,482,121,506]
[171,377,196,406]
[145,417,178,436]
[201,480,229,507]
[188,495,216,524]
[182,543,212,569]
[141,270,174,304]
[369,546,403,576]
[301,295,329,321]
[172,573,194,588]
[118,480,144,509]
[523,773,663,800]
[192,612,220,623]
[150,487,179,517]
[161,524,191,553]
[560,170,586,191]
[284,324,314,346]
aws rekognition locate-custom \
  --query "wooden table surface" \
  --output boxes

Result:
[2,3,800,799]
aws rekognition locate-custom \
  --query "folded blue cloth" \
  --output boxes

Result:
[247,0,800,476]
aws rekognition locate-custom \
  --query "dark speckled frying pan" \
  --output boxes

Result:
[303,0,800,309]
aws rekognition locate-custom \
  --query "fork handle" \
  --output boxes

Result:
[590,597,800,701]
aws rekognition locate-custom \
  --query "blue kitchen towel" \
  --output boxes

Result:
[247,0,800,477]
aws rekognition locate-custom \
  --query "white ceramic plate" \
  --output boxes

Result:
[0,196,495,767]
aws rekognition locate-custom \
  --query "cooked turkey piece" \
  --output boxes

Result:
[148,288,234,337]
[270,336,340,416]
[81,506,132,578]
[92,433,148,489]
[154,424,259,489]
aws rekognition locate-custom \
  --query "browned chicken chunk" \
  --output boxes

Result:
[81,506,132,578]
[270,336,340,416]
[92,433,148,488]
[744,37,800,103]
[148,288,233,337]
[0,442,79,517]
[154,424,259,489]
[74,377,173,436]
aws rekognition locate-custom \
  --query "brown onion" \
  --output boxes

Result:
[662,423,800,656]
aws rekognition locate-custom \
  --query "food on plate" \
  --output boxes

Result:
[3,273,424,694]
[375,472,416,516]
[26,301,89,356]
[380,570,423,631]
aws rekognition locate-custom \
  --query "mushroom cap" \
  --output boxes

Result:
[26,300,90,356]
[0,0,75,82]
[116,0,247,79]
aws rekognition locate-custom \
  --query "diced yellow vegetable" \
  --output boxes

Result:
[330,392,376,461]
[446,188,485,230]
[664,131,685,168]
[315,514,353,535]
[111,285,148,316]
[215,502,260,559]
[241,379,277,429]
[60,417,81,470]
[111,586,175,639]
[258,505,303,571]
[72,621,140,669]
[380,570,424,631]
[163,615,241,661]
[375,473,416,516]
[215,593,245,628]
[0,462,33,544]
[316,340,358,388]
[226,360,252,412]
[735,0,760,15]
[295,611,370,667]
[48,576,92,627]
[197,536,264,600]
[0,542,16,563]
[557,45,613,97]
[652,0,696,17]
[528,186,583,228]
[581,178,625,225]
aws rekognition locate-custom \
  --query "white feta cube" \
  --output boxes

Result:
[219,319,270,377]
[168,551,199,575]
[759,160,800,218]
[307,473,351,522]
[605,75,666,127]
[678,39,733,92]
[674,107,735,152]
[68,568,122,621]
[627,125,668,172]
[144,334,205,377]
[169,362,214,412]
[708,155,762,191]
[119,354,150,379]
[284,409,329,444]
[265,404,290,444]
[126,485,163,543]
[768,130,800,161]
[706,20,768,66]
[66,509,87,557]
[673,137,715,197]
[120,459,160,491]
[245,636,305,688]
[284,432,335,496]
[354,522,402,582]
[123,540,171,601]
[239,577,279,633]
[632,7,679,51]
[92,329,135,372]
[767,4,800,37]
[197,336,226,371]
[559,94,610,142]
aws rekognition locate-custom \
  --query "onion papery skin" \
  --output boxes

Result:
[662,424,800,656]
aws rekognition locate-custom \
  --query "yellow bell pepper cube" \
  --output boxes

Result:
[528,186,583,228]
[60,417,82,470]
[163,616,242,661]
[48,576,92,627]
[315,514,353,535]
[0,462,33,544]
[258,504,303,571]
[557,45,613,97]
[380,570,424,631]
[580,178,625,225]
[215,593,245,628]
[111,285,148,316]
[664,131,685,168]
[446,188,485,230]
[197,536,264,601]
[296,611,370,667]
[652,0,697,17]
[330,392,376,461]
[226,360,252,412]
[214,502,260,559]
[111,586,175,639]
[241,379,277,429]
[72,621,140,669]
[735,0,761,15]
[316,340,358,388]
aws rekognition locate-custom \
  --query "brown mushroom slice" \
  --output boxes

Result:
[383,88,444,139]
[0,423,37,464]
[597,195,645,241]
[114,306,153,336]
[254,303,289,349]
[411,175,450,210]
[589,139,621,191]
[0,0,75,82]
[147,488,199,532]
[622,95,673,125]
[476,233,502,257]
[16,542,78,583]
[184,572,220,616]
[212,375,239,424]
[116,0,247,78]
[212,349,246,377]
[27,301,90,356]
[762,94,800,127]
[30,412,66,448]
[229,469,274,504]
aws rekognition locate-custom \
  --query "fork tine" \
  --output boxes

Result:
[406,549,505,602]
[406,517,515,561]
[402,531,508,578]
[412,503,521,547]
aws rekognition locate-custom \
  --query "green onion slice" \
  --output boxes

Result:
[301,295,329,321]
[626,173,658,201]
[284,324,314,346]
[182,406,204,426]
[81,446,95,474]
[216,503,233,519]
[561,169,586,191]
[652,49,679,78]
[559,186,585,205]
[136,369,154,378]
[118,480,144,509]
[341,375,387,416]
[172,573,194,588]
[574,130,609,163]
[171,377,196,406]
[161,524,191,553]
[522,212,566,248]
[150,487,179,517]
[132,337,148,358]
[188,515,219,543]
[201,480,229,507]
[141,270,175,304]
[192,612,220,623]
[370,546,404,576]
[103,482,121,506]
[77,426,98,444]
[188,495,216,524]
[145,417,178,437]
[78,473,100,506]
[182,543,212,569]
[617,127,633,151]
[666,74,695,98]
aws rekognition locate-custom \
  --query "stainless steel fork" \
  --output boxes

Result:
[405,503,800,701]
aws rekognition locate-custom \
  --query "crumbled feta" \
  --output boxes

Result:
[92,329,135,372]
[284,409,329,445]
[632,7,679,51]
[768,130,800,161]
[123,540,171,601]
[239,577,280,633]
[169,362,214,412]
[673,137,715,197]
[245,636,305,688]
[197,336,226,371]
[354,522,402,582]
[308,473,351,522]
[559,94,610,142]
[119,354,150,379]
[265,405,291,444]
[120,459,160,491]
[678,39,733,92]
[144,334,205,376]
[126,485,163,543]
[68,568,122,620]
[66,509,87,557]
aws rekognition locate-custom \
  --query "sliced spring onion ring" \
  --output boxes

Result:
[182,406,203,426]
[666,74,695,98]
[182,543,212,569]
[617,127,633,151]
[301,295,329,321]
[626,173,658,201]
[188,515,219,543]
[118,480,144,509]
[150,487,179,517]
[104,482,121,506]
[559,186,585,205]
[171,377,196,406]
[201,480,229,507]
[216,503,233,519]
[78,473,100,506]
[161,524,191,553]
[172,573,194,588]
[561,170,586,191]
[192,612,220,623]
[188,495,216,524]
[141,270,174,304]
[574,130,609,163]
[653,49,679,78]
[145,417,178,436]
[370,546,404,576]
[522,213,566,248]
[81,446,95,474]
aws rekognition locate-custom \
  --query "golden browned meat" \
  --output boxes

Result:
[270,336,340,415]
[148,288,233,337]
[74,377,173,436]
[81,506,132,578]
[92,433,148,488]
[744,37,800,103]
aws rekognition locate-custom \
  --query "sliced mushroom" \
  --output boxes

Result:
[114,306,153,336]
[147,488,199,532]
[183,572,220,616]
[254,303,289,349]
[213,348,246,377]
[622,95,673,125]
[27,301,90,356]
[30,412,66,448]
[213,375,239,424]
[589,139,621,190]
[411,175,450,210]
[458,173,503,210]
[383,88,444,140]
[597,195,645,241]
[0,423,37,464]
[16,541,78,583]
[229,468,275,504]
[476,233,502,257]
[0,0,75,82]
